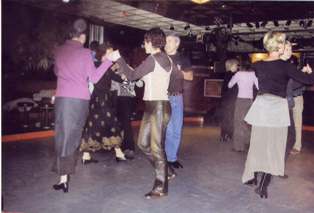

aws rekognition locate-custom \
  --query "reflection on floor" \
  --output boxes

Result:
[2,126,314,213]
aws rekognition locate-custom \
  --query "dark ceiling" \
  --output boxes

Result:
[118,0,314,26]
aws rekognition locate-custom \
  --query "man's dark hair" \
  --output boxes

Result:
[89,40,99,51]
[144,27,166,49]
[69,18,87,38]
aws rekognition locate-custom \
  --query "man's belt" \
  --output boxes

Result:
[168,92,182,96]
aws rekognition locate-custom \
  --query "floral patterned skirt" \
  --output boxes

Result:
[80,91,123,152]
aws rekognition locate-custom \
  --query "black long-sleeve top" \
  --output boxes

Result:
[116,52,181,92]
[252,60,314,98]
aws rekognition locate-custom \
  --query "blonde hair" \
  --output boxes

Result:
[225,59,239,72]
[263,31,286,52]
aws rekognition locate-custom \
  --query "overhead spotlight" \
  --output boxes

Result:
[285,20,291,26]
[246,22,254,28]
[170,25,174,30]
[191,0,210,4]
[188,30,193,37]
[184,24,190,30]
[299,20,305,27]
[273,21,279,27]
[255,22,260,28]
[261,21,268,27]
[307,20,313,28]
[62,0,70,2]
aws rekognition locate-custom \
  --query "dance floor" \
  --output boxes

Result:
[2,126,314,213]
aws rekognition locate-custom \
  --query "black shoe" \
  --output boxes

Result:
[145,179,168,199]
[278,174,288,179]
[116,157,127,162]
[220,135,231,143]
[53,182,68,193]
[168,161,183,169]
[167,173,176,181]
[245,179,257,186]
[168,165,177,181]
[144,191,167,199]
[82,158,99,165]
[124,150,135,160]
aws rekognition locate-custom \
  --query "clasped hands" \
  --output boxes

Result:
[302,64,312,74]
[102,49,121,62]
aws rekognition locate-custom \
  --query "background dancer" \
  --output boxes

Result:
[228,57,258,152]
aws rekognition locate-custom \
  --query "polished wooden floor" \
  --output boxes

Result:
[2,126,314,213]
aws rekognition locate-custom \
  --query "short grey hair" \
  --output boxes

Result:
[166,32,181,44]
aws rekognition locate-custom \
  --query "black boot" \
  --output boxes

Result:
[145,179,168,199]
[245,172,258,186]
[255,173,271,199]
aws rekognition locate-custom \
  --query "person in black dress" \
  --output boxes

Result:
[80,42,126,164]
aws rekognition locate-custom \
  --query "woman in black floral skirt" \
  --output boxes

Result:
[80,42,126,164]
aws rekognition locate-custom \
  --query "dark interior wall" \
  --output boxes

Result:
[2,2,146,102]
[3,2,74,77]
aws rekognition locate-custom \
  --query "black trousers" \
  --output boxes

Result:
[137,101,170,193]
[117,96,135,151]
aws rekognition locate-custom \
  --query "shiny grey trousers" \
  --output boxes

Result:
[137,101,170,193]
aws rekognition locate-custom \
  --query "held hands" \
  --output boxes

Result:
[103,50,121,62]
[111,63,120,71]
[302,64,313,74]
[120,74,127,81]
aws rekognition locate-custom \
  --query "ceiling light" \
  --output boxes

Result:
[191,0,210,4]
[246,23,254,28]
[273,21,279,27]
[285,20,291,26]
[261,21,268,27]
[307,20,313,28]
[62,0,70,2]
[255,22,260,28]
[184,24,190,30]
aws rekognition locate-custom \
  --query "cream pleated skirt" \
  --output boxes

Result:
[242,126,288,183]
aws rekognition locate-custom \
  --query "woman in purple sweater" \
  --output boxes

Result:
[52,19,114,193]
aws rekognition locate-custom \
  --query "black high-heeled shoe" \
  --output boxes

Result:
[145,179,168,199]
[144,190,167,199]
[53,182,69,193]
[82,158,99,165]
[115,157,127,162]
